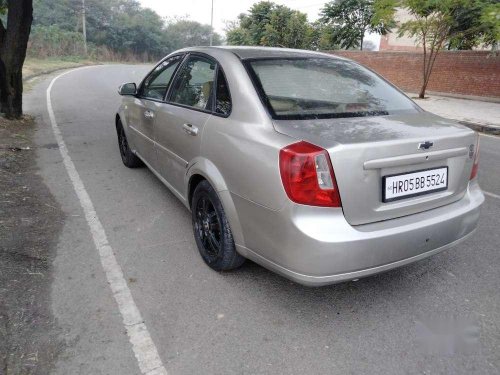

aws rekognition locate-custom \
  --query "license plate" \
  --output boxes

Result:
[383,167,448,202]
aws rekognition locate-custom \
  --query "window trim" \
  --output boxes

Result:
[137,53,186,102]
[243,57,422,121]
[165,52,232,118]
[213,65,232,118]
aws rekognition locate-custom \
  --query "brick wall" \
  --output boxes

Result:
[327,50,500,99]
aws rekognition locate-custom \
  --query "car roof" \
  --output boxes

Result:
[176,46,345,60]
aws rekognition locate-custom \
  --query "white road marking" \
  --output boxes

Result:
[484,191,500,200]
[478,134,500,199]
[47,67,167,375]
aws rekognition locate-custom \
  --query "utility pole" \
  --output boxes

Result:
[82,0,88,55]
[209,0,214,46]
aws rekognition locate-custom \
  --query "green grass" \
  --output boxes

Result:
[22,57,95,80]
[22,56,150,92]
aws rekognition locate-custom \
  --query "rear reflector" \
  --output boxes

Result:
[279,141,341,207]
[470,138,480,180]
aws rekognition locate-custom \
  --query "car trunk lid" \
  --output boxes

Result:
[273,112,477,225]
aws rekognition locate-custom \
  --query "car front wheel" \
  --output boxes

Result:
[116,118,143,168]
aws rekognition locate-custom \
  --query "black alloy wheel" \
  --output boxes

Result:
[191,180,245,271]
[194,195,222,263]
[116,119,143,168]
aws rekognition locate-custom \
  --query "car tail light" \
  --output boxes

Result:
[279,141,341,207]
[470,138,480,180]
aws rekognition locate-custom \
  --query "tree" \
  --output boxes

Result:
[447,0,500,50]
[398,0,479,98]
[164,20,222,51]
[52,0,167,59]
[479,1,500,50]
[239,1,275,46]
[225,19,252,45]
[225,1,322,49]
[0,0,33,119]
[320,0,395,50]
[261,5,309,48]
[30,0,223,60]
[397,0,499,98]
[305,21,338,50]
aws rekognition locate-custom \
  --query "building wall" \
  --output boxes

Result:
[328,50,500,99]
[379,8,422,51]
[379,35,422,51]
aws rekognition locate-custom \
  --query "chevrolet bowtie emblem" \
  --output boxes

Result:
[418,141,434,150]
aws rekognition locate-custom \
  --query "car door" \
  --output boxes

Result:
[154,54,219,197]
[127,55,184,170]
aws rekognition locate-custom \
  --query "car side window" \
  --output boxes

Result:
[141,55,182,101]
[215,68,231,116]
[169,56,216,111]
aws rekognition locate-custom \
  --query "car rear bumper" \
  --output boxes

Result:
[234,180,484,286]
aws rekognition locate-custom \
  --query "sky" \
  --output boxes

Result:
[139,0,381,47]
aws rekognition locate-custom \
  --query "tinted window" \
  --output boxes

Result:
[169,56,216,110]
[141,55,182,100]
[248,58,418,120]
[215,68,231,116]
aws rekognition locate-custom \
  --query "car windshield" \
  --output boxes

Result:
[247,58,419,120]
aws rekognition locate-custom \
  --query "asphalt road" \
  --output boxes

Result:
[25,65,500,375]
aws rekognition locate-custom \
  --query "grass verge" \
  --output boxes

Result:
[23,57,96,80]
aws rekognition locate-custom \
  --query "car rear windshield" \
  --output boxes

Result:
[246,58,419,120]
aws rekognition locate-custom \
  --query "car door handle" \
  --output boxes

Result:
[182,123,199,136]
[144,110,155,119]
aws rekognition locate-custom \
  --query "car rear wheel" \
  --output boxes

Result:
[116,119,143,168]
[192,180,245,271]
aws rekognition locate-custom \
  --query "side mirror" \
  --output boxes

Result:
[118,83,137,96]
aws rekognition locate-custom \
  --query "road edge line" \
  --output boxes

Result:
[484,191,500,200]
[46,67,167,375]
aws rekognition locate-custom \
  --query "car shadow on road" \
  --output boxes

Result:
[222,250,455,318]
[133,164,479,331]
[139,163,454,313]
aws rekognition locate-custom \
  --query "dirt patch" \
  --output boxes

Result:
[0,116,65,374]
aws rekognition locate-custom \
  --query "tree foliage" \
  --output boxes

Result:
[479,1,500,49]
[447,0,499,50]
[31,0,222,60]
[320,0,396,50]
[226,1,337,50]
[165,19,222,51]
[261,5,310,48]
[225,19,252,46]
[306,21,338,50]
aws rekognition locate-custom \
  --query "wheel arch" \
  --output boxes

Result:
[187,158,245,247]
[115,108,136,150]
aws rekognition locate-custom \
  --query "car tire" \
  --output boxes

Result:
[192,180,245,271]
[116,118,143,168]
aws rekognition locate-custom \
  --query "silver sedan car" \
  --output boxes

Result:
[115,46,483,286]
